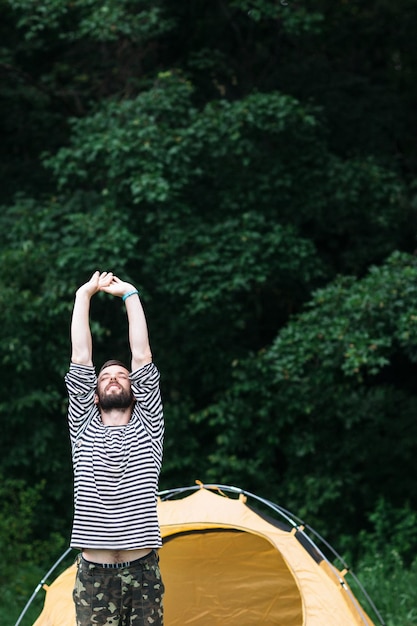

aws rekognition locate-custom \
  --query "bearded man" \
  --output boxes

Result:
[65,271,164,626]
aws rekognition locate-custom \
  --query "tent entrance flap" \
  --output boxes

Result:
[160,529,303,626]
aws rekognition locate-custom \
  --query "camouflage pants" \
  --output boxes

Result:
[73,551,164,626]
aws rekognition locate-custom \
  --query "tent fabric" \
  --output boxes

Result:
[31,486,376,626]
[158,488,374,626]
[32,564,76,626]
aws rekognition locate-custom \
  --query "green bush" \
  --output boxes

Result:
[0,476,67,625]
[345,499,417,626]
[354,552,417,626]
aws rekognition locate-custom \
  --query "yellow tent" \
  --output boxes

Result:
[28,484,383,626]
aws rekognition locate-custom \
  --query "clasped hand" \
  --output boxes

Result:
[78,271,135,299]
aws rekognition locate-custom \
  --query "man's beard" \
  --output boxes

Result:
[97,387,134,411]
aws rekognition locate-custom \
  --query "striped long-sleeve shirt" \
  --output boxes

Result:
[65,361,164,550]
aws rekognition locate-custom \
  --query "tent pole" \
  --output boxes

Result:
[14,547,74,626]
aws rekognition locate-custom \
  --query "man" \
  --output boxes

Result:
[65,270,164,626]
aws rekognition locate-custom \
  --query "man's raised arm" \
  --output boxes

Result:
[70,271,113,365]
[100,275,152,371]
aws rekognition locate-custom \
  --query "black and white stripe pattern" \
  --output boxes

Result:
[65,362,164,550]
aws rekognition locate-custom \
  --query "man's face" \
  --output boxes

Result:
[95,365,133,411]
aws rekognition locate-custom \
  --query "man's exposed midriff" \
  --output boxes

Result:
[82,547,153,564]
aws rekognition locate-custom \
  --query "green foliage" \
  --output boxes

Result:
[0,476,66,620]
[44,72,195,200]
[334,498,417,626]
[8,0,175,43]
[356,553,417,626]
[189,253,417,544]
[149,212,324,315]
[358,499,417,566]
[269,251,417,380]
[0,476,44,563]
[231,0,325,35]
[8,0,71,39]
[44,80,408,277]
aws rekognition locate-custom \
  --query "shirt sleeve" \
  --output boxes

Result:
[64,363,98,445]
[130,362,164,463]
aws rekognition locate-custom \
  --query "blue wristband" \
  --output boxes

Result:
[122,289,139,302]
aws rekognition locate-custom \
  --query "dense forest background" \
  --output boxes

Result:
[2,0,417,623]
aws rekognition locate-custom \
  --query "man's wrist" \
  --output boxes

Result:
[122,289,139,302]
[76,287,94,299]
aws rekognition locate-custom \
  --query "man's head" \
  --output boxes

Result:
[95,360,134,411]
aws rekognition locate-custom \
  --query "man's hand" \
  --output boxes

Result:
[100,274,149,370]
[71,271,114,366]
[100,275,137,299]
[76,271,114,298]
